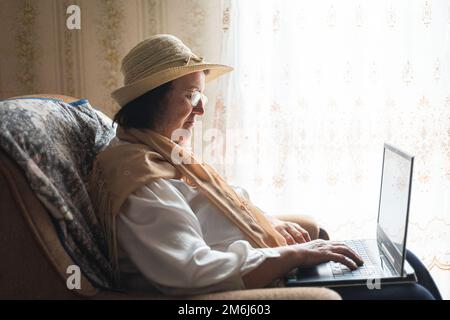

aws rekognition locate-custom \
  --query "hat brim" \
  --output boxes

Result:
[111,63,233,107]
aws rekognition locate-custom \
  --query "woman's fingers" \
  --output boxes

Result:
[330,241,347,246]
[287,225,306,244]
[328,253,359,270]
[292,224,311,242]
[303,240,364,269]
[275,223,305,245]
[333,245,365,266]
[284,223,310,243]
[280,229,296,245]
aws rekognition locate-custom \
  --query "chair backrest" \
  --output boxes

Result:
[0,94,116,296]
[0,148,98,298]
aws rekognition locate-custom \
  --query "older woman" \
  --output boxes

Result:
[89,34,441,299]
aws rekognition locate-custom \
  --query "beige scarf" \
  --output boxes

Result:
[89,126,287,282]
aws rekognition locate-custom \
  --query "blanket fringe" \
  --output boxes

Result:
[88,162,120,287]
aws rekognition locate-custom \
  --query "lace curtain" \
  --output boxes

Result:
[205,0,450,298]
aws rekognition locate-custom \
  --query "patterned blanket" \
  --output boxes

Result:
[0,97,116,289]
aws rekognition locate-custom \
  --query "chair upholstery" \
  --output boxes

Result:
[0,95,340,300]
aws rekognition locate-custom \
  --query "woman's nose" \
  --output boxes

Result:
[193,99,205,116]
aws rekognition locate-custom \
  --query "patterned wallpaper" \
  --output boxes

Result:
[0,0,224,117]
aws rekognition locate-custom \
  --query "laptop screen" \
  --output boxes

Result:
[377,144,414,275]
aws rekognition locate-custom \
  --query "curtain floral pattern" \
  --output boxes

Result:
[210,0,450,298]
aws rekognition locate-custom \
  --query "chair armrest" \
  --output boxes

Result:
[93,287,341,300]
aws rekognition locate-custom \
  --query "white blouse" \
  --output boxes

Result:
[112,138,280,295]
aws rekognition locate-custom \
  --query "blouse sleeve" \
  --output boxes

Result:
[116,179,280,295]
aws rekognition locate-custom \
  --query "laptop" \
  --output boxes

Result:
[285,143,417,287]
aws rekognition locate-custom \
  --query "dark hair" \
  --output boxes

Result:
[113,81,173,130]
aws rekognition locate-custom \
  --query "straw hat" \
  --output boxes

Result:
[111,34,233,107]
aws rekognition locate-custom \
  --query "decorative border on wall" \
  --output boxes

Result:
[62,0,77,97]
[222,5,231,31]
[63,22,76,96]
[180,0,206,54]
[98,0,124,116]
[53,0,80,98]
[145,0,162,36]
[15,0,39,94]
[138,0,165,40]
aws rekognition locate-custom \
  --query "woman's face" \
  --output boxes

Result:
[155,71,206,142]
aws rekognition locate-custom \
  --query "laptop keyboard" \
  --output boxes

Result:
[330,240,380,278]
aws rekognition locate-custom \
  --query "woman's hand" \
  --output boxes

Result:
[268,217,311,244]
[295,239,364,270]
[242,239,364,289]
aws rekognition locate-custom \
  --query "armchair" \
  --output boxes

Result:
[0,94,339,300]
